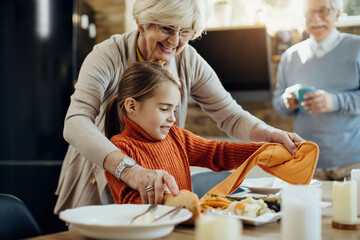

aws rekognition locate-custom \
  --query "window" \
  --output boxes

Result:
[204,0,360,32]
[343,0,360,15]
[339,0,360,26]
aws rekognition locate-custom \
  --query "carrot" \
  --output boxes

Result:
[202,199,230,209]
[236,202,245,210]
[215,196,232,204]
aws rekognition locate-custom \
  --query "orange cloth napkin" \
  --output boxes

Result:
[200,141,319,202]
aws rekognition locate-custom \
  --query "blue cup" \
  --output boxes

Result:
[296,87,316,111]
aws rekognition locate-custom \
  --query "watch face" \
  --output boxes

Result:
[124,157,134,166]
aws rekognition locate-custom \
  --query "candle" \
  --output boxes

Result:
[332,180,357,224]
[195,214,242,240]
[351,169,360,216]
[281,186,321,240]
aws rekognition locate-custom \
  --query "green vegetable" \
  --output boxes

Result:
[210,194,281,205]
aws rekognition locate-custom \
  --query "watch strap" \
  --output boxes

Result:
[115,157,136,180]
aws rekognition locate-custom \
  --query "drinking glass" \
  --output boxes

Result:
[281,185,322,240]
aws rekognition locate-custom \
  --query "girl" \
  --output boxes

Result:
[104,62,264,204]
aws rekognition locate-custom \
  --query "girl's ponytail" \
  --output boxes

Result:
[104,95,124,139]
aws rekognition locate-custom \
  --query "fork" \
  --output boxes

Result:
[151,205,184,223]
[129,204,157,224]
[130,204,184,224]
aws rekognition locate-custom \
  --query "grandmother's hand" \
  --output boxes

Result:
[302,90,334,114]
[121,165,179,204]
[250,123,305,155]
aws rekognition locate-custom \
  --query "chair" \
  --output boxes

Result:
[191,170,244,198]
[0,193,42,240]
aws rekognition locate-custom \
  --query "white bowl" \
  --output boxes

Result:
[59,204,192,240]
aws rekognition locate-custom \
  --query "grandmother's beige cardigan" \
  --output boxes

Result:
[54,30,262,214]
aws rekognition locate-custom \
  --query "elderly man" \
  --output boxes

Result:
[273,0,360,180]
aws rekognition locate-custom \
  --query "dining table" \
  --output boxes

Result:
[28,181,360,240]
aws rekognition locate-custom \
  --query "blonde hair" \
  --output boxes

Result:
[104,62,182,138]
[132,0,206,39]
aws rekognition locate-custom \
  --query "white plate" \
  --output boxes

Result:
[209,210,281,226]
[59,204,192,240]
[208,201,331,226]
[241,177,323,194]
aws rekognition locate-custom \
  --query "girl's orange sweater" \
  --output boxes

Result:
[105,117,263,204]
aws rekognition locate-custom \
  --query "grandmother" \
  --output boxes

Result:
[55,0,303,214]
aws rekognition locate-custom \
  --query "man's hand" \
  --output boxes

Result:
[281,84,302,110]
[302,90,334,114]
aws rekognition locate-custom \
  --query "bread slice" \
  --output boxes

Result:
[163,189,200,224]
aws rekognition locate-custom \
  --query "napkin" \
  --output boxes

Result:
[200,141,319,202]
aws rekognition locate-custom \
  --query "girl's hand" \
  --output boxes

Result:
[121,165,179,204]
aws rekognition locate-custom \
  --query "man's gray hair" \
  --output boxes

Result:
[304,0,342,14]
[331,0,342,13]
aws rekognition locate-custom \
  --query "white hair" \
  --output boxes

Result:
[132,0,206,39]
[304,0,342,14]
[330,0,342,13]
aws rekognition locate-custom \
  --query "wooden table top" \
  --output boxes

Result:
[29,181,360,240]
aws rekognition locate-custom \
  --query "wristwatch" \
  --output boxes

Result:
[115,156,137,180]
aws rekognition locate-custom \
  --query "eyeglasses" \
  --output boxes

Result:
[155,24,195,41]
[305,7,334,18]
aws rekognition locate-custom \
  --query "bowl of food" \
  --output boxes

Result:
[200,194,281,226]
